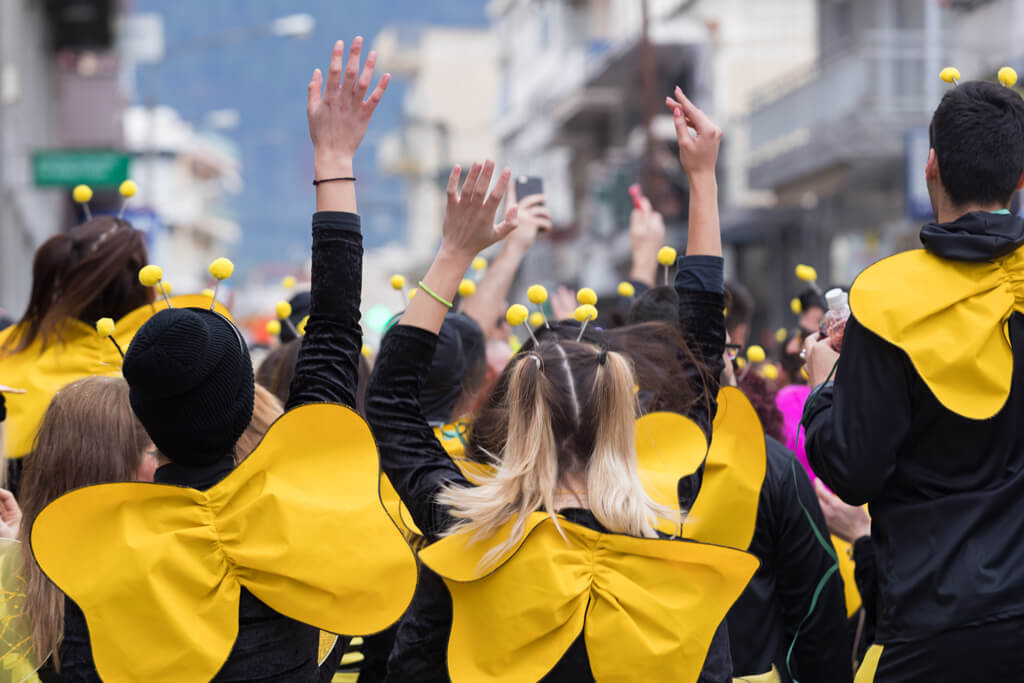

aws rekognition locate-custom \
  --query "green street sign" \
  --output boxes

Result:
[33,150,131,188]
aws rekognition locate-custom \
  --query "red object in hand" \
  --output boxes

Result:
[628,183,644,210]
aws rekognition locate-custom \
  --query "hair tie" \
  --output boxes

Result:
[525,353,542,370]
[597,348,608,366]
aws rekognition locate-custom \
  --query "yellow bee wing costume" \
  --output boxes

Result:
[30,403,417,683]
[420,512,759,683]
[0,295,230,459]
[0,540,44,683]
[635,386,767,548]
[851,246,1024,420]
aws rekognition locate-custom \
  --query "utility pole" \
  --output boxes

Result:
[640,0,658,197]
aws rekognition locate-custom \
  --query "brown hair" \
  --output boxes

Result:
[18,376,150,667]
[3,217,152,353]
[233,384,284,463]
[256,339,371,415]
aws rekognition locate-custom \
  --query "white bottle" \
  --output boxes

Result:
[823,288,850,352]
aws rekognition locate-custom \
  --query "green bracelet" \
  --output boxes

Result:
[417,280,453,309]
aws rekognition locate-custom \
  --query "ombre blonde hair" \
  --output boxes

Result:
[438,340,670,567]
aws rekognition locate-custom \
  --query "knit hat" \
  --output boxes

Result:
[123,307,254,466]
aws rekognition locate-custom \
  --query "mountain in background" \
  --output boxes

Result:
[133,0,488,267]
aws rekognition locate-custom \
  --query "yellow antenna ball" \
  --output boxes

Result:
[265,320,282,336]
[790,297,803,315]
[209,257,234,281]
[282,275,296,290]
[573,304,597,322]
[138,264,163,287]
[458,279,476,297]
[472,257,487,271]
[617,281,636,297]
[800,366,809,380]
[940,66,961,83]
[275,301,292,320]
[159,281,173,296]
[775,327,789,343]
[95,317,115,338]
[527,284,548,304]
[657,246,677,266]
[999,66,1019,87]
[795,264,818,282]
[760,364,779,380]
[735,357,747,369]
[72,184,93,204]
[297,315,309,336]
[390,274,406,290]
[529,311,545,328]
[119,179,138,198]
[408,288,418,299]
[361,344,372,359]
[506,304,529,327]
[746,345,766,363]
[577,288,598,306]
[201,288,215,298]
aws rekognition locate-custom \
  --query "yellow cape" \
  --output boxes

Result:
[635,387,766,548]
[851,246,1024,420]
[420,512,759,683]
[30,403,417,683]
[0,295,231,458]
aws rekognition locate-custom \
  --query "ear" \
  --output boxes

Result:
[925,148,940,183]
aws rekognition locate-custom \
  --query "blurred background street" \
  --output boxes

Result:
[0,0,1017,347]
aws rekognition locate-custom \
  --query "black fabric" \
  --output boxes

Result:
[870,615,1024,682]
[0,392,5,422]
[367,262,731,683]
[919,210,1024,261]
[852,535,877,652]
[726,437,851,683]
[58,211,366,682]
[420,313,483,424]
[805,215,1024,645]
[154,456,234,489]
[123,307,255,465]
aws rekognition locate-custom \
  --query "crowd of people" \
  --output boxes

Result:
[0,35,1022,682]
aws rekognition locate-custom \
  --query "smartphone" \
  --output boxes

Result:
[515,176,544,201]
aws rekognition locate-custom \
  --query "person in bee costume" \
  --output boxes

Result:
[26,38,417,683]
[366,90,759,683]
[804,67,1024,681]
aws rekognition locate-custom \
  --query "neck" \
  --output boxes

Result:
[936,201,1009,224]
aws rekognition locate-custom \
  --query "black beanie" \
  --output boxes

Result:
[123,307,255,466]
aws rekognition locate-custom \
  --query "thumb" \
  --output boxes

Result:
[495,205,519,240]
[307,69,322,110]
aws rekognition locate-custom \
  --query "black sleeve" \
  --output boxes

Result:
[365,325,471,542]
[285,212,363,411]
[852,535,877,638]
[768,439,852,683]
[804,315,911,505]
[0,393,6,422]
[59,597,102,682]
[674,258,725,437]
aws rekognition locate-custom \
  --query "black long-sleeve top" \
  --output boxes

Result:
[366,256,732,682]
[59,211,363,682]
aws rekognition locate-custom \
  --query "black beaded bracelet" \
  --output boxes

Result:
[312,176,357,186]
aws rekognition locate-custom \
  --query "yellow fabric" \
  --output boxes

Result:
[0,540,44,682]
[318,632,339,666]
[30,403,417,683]
[0,295,231,458]
[833,536,863,617]
[851,247,1024,420]
[421,513,759,683]
[854,643,884,683]
[734,666,782,682]
[634,387,767,549]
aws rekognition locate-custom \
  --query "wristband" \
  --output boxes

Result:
[312,176,357,186]
[417,281,453,309]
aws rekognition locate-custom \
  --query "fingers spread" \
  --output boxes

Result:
[356,50,376,101]
[472,161,496,204]
[364,73,391,115]
[341,36,363,96]
[327,41,344,91]
[486,167,512,211]
[460,163,482,201]
[446,165,462,204]
[496,205,519,239]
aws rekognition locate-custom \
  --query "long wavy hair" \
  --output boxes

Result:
[3,217,152,353]
[18,376,150,668]
[439,340,666,567]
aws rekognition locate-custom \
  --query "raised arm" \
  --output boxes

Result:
[286,38,389,410]
[665,88,725,435]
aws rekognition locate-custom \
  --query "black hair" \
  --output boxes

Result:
[930,81,1024,206]
[797,287,825,314]
[628,286,680,327]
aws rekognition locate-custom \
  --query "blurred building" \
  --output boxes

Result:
[488,0,816,298]
[124,105,242,295]
[0,0,124,317]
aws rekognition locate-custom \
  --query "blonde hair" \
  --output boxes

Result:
[439,341,668,567]
[234,384,284,463]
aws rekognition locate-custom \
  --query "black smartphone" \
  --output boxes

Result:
[515,175,544,201]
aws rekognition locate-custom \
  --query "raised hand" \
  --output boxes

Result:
[307,37,390,176]
[440,161,519,259]
[664,87,722,181]
[506,193,551,253]
[629,197,665,287]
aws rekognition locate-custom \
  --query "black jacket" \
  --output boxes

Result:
[726,437,851,683]
[59,211,365,681]
[805,211,1024,644]
[366,258,733,682]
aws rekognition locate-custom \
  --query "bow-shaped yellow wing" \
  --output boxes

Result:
[0,295,231,459]
[851,247,1024,420]
[635,387,766,548]
[421,513,758,683]
[30,403,417,683]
